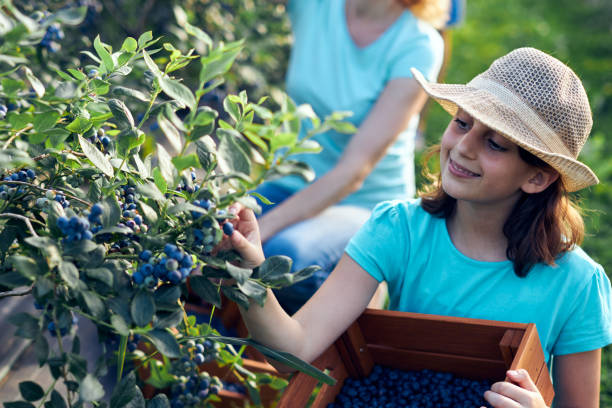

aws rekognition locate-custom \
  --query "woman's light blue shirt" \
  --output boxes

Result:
[346,199,612,364]
[270,0,444,209]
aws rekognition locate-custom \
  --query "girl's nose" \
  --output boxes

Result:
[455,130,479,159]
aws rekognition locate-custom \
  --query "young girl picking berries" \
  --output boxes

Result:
[222,48,612,407]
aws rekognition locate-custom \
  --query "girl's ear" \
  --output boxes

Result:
[521,168,560,194]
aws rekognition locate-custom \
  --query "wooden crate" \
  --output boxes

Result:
[277,309,554,408]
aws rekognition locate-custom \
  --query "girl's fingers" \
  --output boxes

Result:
[485,370,547,408]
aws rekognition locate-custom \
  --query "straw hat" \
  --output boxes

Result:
[411,47,598,192]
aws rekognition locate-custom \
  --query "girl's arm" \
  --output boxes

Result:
[258,78,428,242]
[241,254,380,366]
[482,349,601,408]
[227,208,380,365]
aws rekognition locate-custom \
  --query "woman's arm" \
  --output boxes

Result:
[482,349,601,408]
[258,78,428,242]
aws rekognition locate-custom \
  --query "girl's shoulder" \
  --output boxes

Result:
[555,246,606,280]
[370,198,437,229]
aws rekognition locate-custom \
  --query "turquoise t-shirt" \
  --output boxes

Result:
[345,199,612,364]
[269,0,444,209]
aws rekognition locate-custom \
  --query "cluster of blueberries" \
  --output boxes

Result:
[328,366,493,408]
[176,171,200,195]
[57,215,94,243]
[109,184,148,251]
[132,244,196,287]
[0,168,36,199]
[169,339,223,408]
[85,127,111,150]
[40,22,64,53]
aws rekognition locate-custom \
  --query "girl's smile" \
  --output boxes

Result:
[447,158,481,178]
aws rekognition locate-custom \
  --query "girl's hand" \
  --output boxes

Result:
[221,204,265,269]
[482,369,548,408]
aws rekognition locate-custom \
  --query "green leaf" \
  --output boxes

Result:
[171,153,199,172]
[82,291,106,319]
[199,41,243,84]
[142,49,162,78]
[110,371,139,408]
[156,143,176,185]
[158,76,196,111]
[188,275,221,307]
[117,128,145,158]
[9,313,39,339]
[47,390,67,408]
[58,261,79,289]
[33,111,60,132]
[112,86,149,102]
[157,114,182,153]
[111,314,130,336]
[195,136,217,172]
[146,394,171,408]
[138,200,159,224]
[121,37,138,53]
[237,280,267,307]
[19,381,44,401]
[94,35,114,73]
[137,31,154,48]
[153,285,181,307]
[216,129,251,176]
[101,195,121,227]
[258,256,292,281]
[154,309,183,329]
[225,262,252,284]
[183,22,212,48]
[108,99,135,129]
[8,255,38,280]
[223,96,241,123]
[23,68,45,98]
[209,335,336,386]
[50,5,87,25]
[67,68,86,81]
[144,329,181,358]
[270,132,298,153]
[79,374,105,402]
[65,116,92,134]
[136,181,165,202]
[268,160,315,182]
[78,135,114,177]
[90,78,110,95]
[152,168,167,194]
[131,290,155,327]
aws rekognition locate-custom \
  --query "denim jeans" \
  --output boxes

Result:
[253,183,371,315]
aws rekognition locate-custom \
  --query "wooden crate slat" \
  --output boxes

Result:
[339,320,374,377]
[368,344,509,380]
[277,343,348,408]
[358,310,527,360]
[499,328,524,367]
[508,323,554,406]
[535,362,555,405]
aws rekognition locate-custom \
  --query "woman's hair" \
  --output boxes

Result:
[398,0,450,29]
[419,145,585,277]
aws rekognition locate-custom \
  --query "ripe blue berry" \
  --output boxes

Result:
[91,203,103,217]
[139,249,152,261]
[222,222,234,236]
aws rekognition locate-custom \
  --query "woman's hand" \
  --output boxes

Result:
[221,205,265,269]
[482,369,548,408]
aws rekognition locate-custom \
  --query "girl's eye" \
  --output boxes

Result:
[487,138,507,152]
[454,118,469,130]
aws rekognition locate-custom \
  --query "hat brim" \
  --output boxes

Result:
[411,68,599,192]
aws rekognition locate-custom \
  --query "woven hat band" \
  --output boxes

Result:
[468,76,574,158]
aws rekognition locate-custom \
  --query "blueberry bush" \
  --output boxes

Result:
[0,2,358,406]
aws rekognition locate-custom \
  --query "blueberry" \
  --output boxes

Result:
[134,215,142,225]
[88,69,98,78]
[222,222,234,236]
[132,270,144,285]
[167,270,181,284]
[194,353,205,365]
[195,343,205,354]
[83,230,93,240]
[57,216,69,231]
[127,342,137,352]
[91,203,103,217]
[166,259,179,271]
[141,264,153,276]
[139,250,152,261]
[164,243,177,256]
[197,389,209,399]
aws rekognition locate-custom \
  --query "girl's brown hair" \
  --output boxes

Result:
[419,145,585,277]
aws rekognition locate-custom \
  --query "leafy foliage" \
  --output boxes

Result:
[0,2,343,406]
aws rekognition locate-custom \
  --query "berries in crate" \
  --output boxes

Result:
[277,309,554,408]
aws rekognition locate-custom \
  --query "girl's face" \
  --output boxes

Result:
[439,110,538,207]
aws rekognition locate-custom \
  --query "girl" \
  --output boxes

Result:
[224,48,612,407]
